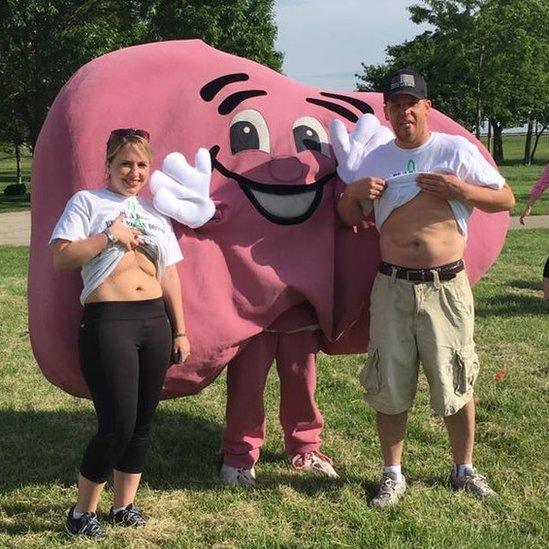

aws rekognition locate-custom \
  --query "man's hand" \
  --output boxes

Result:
[348,177,387,201]
[337,176,386,226]
[150,149,215,228]
[416,172,466,201]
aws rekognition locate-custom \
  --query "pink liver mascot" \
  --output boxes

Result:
[29,41,508,485]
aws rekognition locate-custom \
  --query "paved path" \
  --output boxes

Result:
[0,211,32,245]
[0,210,547,246]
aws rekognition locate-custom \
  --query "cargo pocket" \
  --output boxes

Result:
[453,344,479,396]
[359,348,382,395]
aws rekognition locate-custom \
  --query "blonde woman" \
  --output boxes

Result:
[50,129,189,538]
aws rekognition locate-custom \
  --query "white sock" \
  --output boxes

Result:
[113,505,128,514]
[454,463,474,478]
[72,509,85,519]
[383,465,402,481]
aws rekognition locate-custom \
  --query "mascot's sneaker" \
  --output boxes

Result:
[450,468,498,499]
[219,464,256,488]
[108,503,147,527]
[370,472,406,508]
[291,451,339,478]
[65,506,104,538]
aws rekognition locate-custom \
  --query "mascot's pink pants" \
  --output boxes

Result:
[221,330,324,468]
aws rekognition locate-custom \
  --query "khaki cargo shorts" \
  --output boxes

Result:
[360,270,479,417]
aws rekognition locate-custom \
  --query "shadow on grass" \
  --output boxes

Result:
[475,293,547,317]
[0,408,223,494]
[507,279,543,291]
[0,405,372,491]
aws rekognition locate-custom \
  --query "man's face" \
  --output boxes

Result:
[383,94,431,148]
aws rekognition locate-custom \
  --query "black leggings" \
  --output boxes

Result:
[78,298,172,483]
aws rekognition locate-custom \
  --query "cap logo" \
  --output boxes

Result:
[391,74,415,90]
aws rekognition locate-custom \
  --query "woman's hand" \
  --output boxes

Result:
[109,213,143,250]
[172,333,190,364]
[519,205,531,225]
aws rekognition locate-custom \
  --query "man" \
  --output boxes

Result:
[336,69,515,507]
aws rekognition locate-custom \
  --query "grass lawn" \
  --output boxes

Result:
[486,135,549,216]
[0,135,547,215]
[0,230,547,547]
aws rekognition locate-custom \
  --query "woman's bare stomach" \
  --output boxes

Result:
[86,249,163,303]
[379,193,465,268]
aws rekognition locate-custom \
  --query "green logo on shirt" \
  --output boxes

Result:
[125,199,147,232]
[406,159,416,173]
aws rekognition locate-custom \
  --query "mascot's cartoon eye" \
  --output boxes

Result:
[230,109,270,154]
[292,117,330,157]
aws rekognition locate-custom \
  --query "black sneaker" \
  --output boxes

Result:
[65,505,104,538]
[108,503,147,527]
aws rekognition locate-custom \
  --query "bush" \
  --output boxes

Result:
[3,183,27,196]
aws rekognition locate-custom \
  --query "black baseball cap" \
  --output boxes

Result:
[383,69,428,102]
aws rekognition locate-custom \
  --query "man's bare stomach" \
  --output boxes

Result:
[86,249,163,303]
[379,193,465,268]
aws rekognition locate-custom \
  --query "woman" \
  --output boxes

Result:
[50,128,189,538]
[520,163,549,302]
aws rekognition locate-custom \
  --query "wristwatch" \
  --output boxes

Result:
[103,227,118,247]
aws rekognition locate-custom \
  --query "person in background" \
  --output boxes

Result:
[50,129,189,538]
[519,163,549,302]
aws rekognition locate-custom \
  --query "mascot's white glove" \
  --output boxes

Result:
[150,148,216,229]
[329,113,394,184]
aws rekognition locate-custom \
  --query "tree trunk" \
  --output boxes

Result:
[491,119,504,164]
[14,143,22,184]
[523,119,533,165]
[475,50,483,140]
[530,122,547,163]
[487,119,492,155]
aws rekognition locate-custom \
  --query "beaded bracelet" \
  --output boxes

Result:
[173,332,186,339]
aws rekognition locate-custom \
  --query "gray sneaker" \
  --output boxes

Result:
[219,463,256,488]
[370,471,406,508]
[450,468,498,499]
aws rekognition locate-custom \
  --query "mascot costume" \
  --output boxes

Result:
[28,41,508,484]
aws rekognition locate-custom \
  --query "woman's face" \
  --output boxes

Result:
[106,144,151,197]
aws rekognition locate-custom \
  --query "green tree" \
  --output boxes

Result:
[143,0,283,71]
[356,0,549,164]
[0,0,282,151]
[0,0,146,151]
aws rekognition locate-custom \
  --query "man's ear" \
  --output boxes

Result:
[383,103,390,121]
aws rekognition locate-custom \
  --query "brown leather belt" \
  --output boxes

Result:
[379,259,464,282]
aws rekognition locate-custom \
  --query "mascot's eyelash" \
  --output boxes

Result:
[305,98,359,123]
[219,90,268,115]
[200,73,250,101]
[320,92,373,114]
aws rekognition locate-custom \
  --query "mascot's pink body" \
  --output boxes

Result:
[29,41,508,410]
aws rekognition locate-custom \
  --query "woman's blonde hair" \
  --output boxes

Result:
[106,129,152,167]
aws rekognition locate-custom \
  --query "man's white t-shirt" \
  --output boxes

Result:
[50,188,183,304]
[353,132,505,238]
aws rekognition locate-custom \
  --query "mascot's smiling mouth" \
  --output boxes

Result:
[210,146,336,225]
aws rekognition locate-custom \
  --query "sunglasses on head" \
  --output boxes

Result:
[109,128,150,141]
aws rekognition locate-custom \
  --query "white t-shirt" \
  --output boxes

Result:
[50,188,183,304]
[354,132,505,238]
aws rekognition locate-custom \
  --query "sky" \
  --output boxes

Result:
[274,0,431,91]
